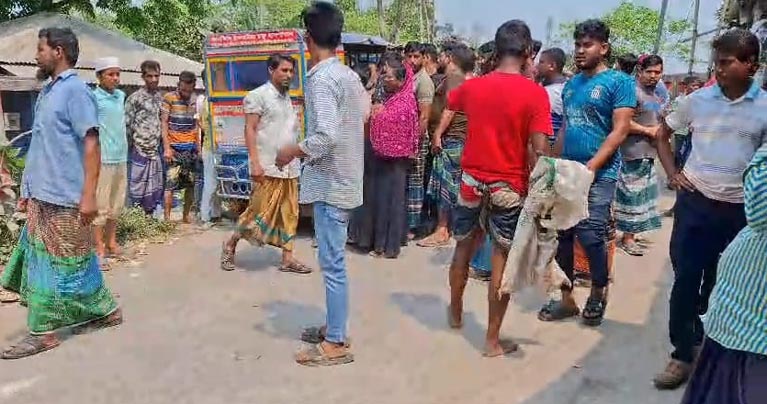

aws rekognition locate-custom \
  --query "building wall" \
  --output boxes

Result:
[1,90,36,155]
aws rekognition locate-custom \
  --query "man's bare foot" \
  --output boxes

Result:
[182,216,192,224]
[483,339,519,357]
[106,244,122,258]
[447,305,463,329]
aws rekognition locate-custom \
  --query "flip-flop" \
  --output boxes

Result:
[278,262,313,274]
[72,309,123,335]
[0,289,20,303]
[416,235,450,248]
[295,343,354,367]
[483,340,520,358]
[538,299,581,322]
[1,335,61,360]
[220,243,236,271]
[619,241,645,256]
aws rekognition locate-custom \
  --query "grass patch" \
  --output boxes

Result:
[116,207,176,244]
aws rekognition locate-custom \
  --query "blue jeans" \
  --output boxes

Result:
[313,202,351,344]
[557,177,617,289]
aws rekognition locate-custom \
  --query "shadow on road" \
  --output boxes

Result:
[252,300,325,341]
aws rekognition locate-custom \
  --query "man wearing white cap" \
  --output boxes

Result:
[93,56,127,262]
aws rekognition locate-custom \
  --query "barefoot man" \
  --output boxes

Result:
[447,20,552,357]
[220,54,311,274]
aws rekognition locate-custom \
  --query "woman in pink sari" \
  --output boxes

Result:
[352,58,419,258]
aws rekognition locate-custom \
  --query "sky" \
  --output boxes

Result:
[362,0,722,74]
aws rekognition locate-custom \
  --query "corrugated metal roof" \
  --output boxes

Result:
[0,64,189,89]
[0,12,202,87]
[341,32,389,47]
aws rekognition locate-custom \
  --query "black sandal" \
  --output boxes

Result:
[582,297,607,327]
[538,299,581,322]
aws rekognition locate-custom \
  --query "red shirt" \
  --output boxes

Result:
[448,72,552,194]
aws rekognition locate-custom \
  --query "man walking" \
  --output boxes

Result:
[539,19,635,327]
[126,60,164,216]
[275,1,368,366]
[92,57,128,261]
[162,71,200,223]
[447,20,552,357]
[615,55,666,256]
[1,28,121,360]
[653,28,766,390]
[220,55,311,275]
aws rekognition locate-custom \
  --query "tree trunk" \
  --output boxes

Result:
[389,0,405,43]
[377,0,386,38]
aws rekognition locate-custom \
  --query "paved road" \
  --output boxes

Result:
[1,211,685,404]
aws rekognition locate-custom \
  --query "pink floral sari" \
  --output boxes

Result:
[370,68,419,158]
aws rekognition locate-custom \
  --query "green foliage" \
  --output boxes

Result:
[556,1,692,62]
[116,208,176,245]
[0,146,24,265]
[0,0,96,22]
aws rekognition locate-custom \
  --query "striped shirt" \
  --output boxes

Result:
[665,81,767,203]
[162,91,198,150]
[704,145,767,355]
[298,57,369,210]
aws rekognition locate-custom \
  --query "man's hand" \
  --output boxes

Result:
[163,147,174,164]
[275,145,297,169]
[431,135,443,155]
[249,161,266,183]
[645,125,660,139]
[16,198,28,213]
[669,171,695,192]
[585,159,598,173]
[79,193,97,225]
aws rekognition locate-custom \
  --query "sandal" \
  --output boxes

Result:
[0,288,20,303]
[483,339,520,358]
[295,343,354,367]
[538,299,580,322]
[72,309,123,335]
[220,243,235,271]
[300,326,352,347]
[1,335,61,360]
[278,261,313,275]
[416,234,450,248]
[619,240,644,256]
[582,297,607,327]
[653,359,692,390]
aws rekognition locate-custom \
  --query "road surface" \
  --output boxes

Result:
[1,206,685,404]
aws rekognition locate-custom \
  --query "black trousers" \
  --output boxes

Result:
[668,190,746,363]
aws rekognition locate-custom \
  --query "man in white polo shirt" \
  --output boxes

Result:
[653,28,767,390]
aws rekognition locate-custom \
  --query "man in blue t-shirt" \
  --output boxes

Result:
[540,19,636,327]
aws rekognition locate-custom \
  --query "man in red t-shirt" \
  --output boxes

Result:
[446,19,552,358]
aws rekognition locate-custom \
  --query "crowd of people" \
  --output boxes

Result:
[1,1,766,402]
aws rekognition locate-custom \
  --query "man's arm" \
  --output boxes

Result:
[244,113,264,182]
[630,120,658,138]
[418,101,432,136]
[81,129,101,221]
[124,96,135,148]
[656,122,676,178]
[161,100,172,163]
[552,123,566,157]
[431,109,455,152]
[586,107,634,172]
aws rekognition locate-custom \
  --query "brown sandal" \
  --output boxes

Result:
[1,335,61,360]
[278,261,312,274]
[220,243,235,271]
[72,309,123,335]
[295,343,354,367]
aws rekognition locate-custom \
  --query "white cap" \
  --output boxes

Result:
[94,57,120,73]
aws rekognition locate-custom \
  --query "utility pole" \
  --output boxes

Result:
[544,16,553,48]
[653,0,669,54]
[688,0,701,75]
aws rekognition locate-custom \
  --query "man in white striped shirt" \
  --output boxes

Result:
[275,1,368,367]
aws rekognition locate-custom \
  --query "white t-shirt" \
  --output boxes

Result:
[242,82,300,179]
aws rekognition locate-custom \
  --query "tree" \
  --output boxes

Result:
[0,0,96,21]
[556,1,692,62]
